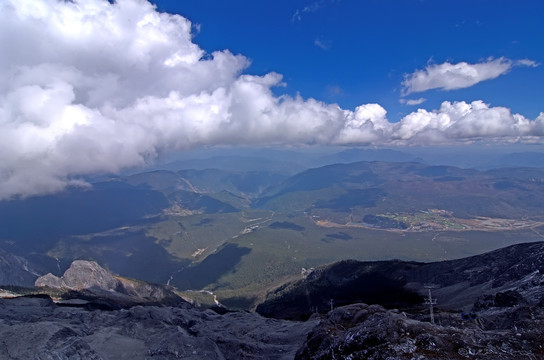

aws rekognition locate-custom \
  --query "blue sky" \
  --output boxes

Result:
[153,0,544,121]
[1,0,543,199]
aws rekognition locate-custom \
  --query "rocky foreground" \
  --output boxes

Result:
[0,295,316,359]
[1,242,544,359]
[1,293,543,359]
[296,303,544,359]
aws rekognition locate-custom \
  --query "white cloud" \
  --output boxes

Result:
[335,100,544,145]
[336,104,391,144]
[516,59,540,68]
[401,57,538,95]
[399,98,426,106]
[0,0,542,199]
[291,0,324,22]
[391,101,542,143]
[314,38,332,51]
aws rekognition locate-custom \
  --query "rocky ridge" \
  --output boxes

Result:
[257,241,544,320]
[2,260,317,359]
[33,260,182,308]
[2,242,544,359]
[35,260,119,291]
[295,303,544,359]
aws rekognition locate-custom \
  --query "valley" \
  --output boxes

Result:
[315,210,544,233]
[1,150,544,310]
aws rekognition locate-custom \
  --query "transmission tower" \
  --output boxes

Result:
[424,284,438,324]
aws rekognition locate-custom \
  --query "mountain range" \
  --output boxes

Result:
[1,150,544,310]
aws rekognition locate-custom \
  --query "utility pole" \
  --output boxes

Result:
[424,284,438,324]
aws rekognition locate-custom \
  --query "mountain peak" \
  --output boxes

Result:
[35,260,118,291]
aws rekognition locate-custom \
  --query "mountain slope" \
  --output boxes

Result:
[0,248,40,287]
[256,241,544,320]
[257,161,544,220]
[3,243,544,359]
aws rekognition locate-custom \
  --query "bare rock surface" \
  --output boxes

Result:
[5,243,544,359]
[295,303,544,359]
[35,260,119,291]
[0,295,317,359]
[5,260,317,359]
[3,294,542,360]
[34,260,181,307]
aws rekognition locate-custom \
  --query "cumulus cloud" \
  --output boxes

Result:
[333,100,544,145]
[401,58,539,95]
[391,100,544,143]
[0,0,543,199]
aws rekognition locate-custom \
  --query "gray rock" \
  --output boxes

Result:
[9,243,544,359]
[34,272,65,289]
[35,260,118,291]
[33,260,183,308]
[0,296,317,359]
[295,303,544,359]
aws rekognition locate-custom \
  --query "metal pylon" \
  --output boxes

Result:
[424,284,438,324]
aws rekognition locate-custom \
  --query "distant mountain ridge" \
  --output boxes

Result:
[257,161,544,219]
[159,155,304,173]
[485,151,544,169]
[124,168,288,198]
[316,148,423,165]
